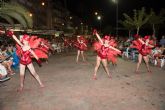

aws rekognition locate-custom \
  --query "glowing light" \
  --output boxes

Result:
[69,16,72,20]
[42,2,45,6]
[97,16,101,20]
[95,12,98,15]
[29,13,32,17]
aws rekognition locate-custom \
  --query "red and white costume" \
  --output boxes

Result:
[131,35,154,56]
[93,36,121,63]
[74,36,88,51]
[16,35,49,65]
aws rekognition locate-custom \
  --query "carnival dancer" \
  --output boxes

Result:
[6,30,46,91]
[131,35,154,73]
[93,30,121,80]
[74,35,88,63]
[39,38,51,63]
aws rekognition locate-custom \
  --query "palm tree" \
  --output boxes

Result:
[0,2,33,28]
[148,8,165,36]
[123,7,151,34]
[119,20,135,37]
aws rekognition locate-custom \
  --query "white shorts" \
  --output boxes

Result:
[0,64,7,77]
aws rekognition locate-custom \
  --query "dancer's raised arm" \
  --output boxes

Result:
[93,29,103,44]
[77,36,81,43]
[6,30,23,47]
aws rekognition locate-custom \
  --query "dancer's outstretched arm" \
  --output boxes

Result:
[83,42,87,47]
[109,46,121,53]
[29,49,39,60]
[29,49,42,66]
[138,38,154,48]
[138,38,145,44]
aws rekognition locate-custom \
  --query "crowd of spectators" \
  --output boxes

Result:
[0,43,18,82]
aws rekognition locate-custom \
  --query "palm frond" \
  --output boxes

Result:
[0,13,14,26]
[0,2,33,28]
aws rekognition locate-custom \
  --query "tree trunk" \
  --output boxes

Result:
[152,24,155,36]
[136,27,139,34]
[129,30,131,38]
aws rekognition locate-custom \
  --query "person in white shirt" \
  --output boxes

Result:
[0,63,10,81]
[152,46,162,67]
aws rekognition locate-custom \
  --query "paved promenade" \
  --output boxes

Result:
[0,52,165,110]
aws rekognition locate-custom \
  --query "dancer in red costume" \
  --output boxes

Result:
[131,35,155,73]
[39,38,51,63]
[74,35,87,63]
[93,30,121,80]
[5,30,45,92]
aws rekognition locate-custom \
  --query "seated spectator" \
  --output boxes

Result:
[52,42,58,53]
[151,46,162,67]
[0,63,10,82]
[160,35,165,47]
[159,48,165,68]
[0,47,15,75]
[56,43,62,53]
[122,46,130,59]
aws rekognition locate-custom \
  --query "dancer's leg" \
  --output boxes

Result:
[76,50,80,63]
[81,51,86,62]
[102,59,111,78]
[143,55,151,73]
[27,63,44,87]
[18,64,26,91]
[93,56,101,79]
[136,54,142,73]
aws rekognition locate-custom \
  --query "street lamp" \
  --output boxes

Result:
[112,0,118,37]
[97,16,101,20]
[29,13,33,17]
[41,2,45,6]
[69,16,72,20]
[95,12,98,15]
[97,15,102,31]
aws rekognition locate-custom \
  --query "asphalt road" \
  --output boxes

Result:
[0,51,165,110]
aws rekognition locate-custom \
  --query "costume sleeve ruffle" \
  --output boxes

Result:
[109,39,117,47]
[93,41,102,51]
[131,39,154,56]
[107,48,121,63]
[131,40,142,51]
[29,36,41,48]
[33,49,48,58]
[74,39,88,51]
[29,36,49,58]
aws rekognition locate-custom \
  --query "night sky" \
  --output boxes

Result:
[66,0,164,28]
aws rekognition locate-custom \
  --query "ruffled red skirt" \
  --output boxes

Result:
[20,58,32,65]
